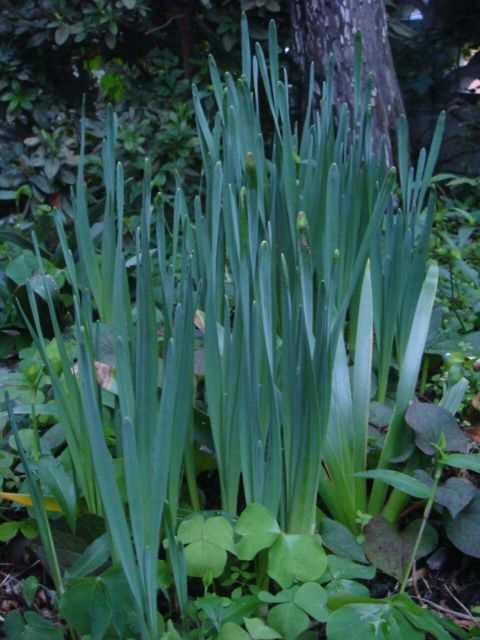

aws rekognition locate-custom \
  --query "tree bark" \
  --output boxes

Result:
[165,0,194,79]
[289,0,405,165]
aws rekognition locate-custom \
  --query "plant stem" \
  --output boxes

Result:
[376,373,388,405]
[31,385,40,461]
[184,431,201,512]
[419,355,429,396]
[255,549,269,591]
[399,458,443,593]
[449,263,467,333]
[382,454,421,523]
[382,489,411,524]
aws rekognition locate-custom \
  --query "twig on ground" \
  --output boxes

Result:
[444,584,478,623]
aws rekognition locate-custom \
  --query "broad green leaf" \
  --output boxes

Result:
[258,588,296,604]
[268,603,309,640]
[294,582,329,621]
[178,514,234,577]
[406,399,468,455]
[8,429,35,455]
[363,516,438,580]
[0,521,19,542]
[161,620,184,640]
[326,603,423,640]
[157,559,172,593]
[0,229,46,254]
[45,157,60,180]
[268,534,327,589]
[22,576,39,607]
[19,519,39,540]
[244,617,282,639]
[218,623,250,640]
[317,518,367,563]
[29,273,58,303]
[204,516,235,553]
[325,579,370,603]
[4,611,64,640]
[102,564,142,638]
[415,471,476,519]
[443,493,480,558]
[183,540,227,578]
[59,577,112,638]
[426,330,480,356]
[5,252,37,285]
[55,25,70,46]
[257,587,298,604]
[326,555,376,582]
[235,504,281,560]
[216,595,259,628]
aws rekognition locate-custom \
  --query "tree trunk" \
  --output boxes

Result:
[289,0,405,165]
[165,0,194,79]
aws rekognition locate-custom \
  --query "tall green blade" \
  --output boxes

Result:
[369,263,438,514]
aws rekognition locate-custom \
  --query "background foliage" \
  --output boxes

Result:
[1,0,479,220]
[0,0,288,217]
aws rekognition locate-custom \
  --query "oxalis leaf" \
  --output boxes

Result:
[244,617,282,639]
[268,534,327,589]
[235,503,281,560]
[59,577,112,638]
[217,622,250,639]
[294,581,329,621]
[22,575,39,607]
[5,252,37,285]
[363,516,437,581]
[184,540,227,579]
[406,398,468,455]
[178,514,234,578]
[267,603,310,640]
[259,582,329,622]
[4,610,64,640]
[0,521,19,543]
